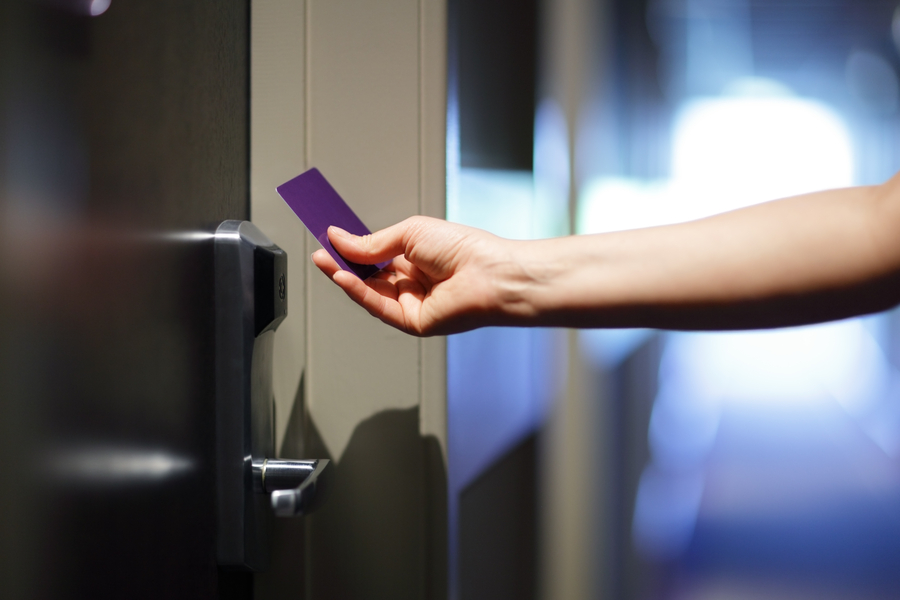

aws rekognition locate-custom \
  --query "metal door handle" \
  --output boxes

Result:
[214,220,330,571]
[254,458,332,516]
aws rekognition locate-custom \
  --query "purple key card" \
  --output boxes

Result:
[277,168,388,280]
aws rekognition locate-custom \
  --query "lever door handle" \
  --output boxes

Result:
[254,458,332,517]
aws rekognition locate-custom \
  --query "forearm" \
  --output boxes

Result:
[508,177,900,330]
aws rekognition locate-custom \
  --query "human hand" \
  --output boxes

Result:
[311,216,531,336]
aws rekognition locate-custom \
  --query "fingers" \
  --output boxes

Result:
[314,248,397,289]
[332,270,408,330]
[365,275,400,301]
[311,248,341,277]
[313,248,410,330]
[327,216,432,265]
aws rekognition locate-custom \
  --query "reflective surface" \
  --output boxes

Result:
[214,220,284,571]
[0,1,249,597]
[269,459,332,518]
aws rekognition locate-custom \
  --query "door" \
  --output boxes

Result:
[1,1,250,598]
[1,1,449,599]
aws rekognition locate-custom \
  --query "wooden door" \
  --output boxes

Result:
[0,1,449,598]
[0,1,250,598]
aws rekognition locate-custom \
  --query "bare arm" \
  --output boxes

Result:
[312,172,900,336]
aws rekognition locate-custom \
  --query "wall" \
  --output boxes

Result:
[249,1,448,598]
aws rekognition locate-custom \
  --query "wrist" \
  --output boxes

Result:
[489,238,569,325]
[497,233,627,328]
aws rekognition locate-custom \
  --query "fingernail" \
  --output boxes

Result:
[329,226,351,239]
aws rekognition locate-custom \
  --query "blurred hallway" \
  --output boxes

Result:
[674,399,900,600]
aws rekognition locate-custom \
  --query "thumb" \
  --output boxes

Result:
[327,218,420,265]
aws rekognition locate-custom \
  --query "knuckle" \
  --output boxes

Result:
[402,216,431,247]
[406,215,431,231]
[357,233,375,253]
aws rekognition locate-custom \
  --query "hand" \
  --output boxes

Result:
[311,216,528,336]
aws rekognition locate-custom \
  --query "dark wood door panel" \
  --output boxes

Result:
[0,2,248,598]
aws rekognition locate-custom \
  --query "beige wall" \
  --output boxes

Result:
[250,1,447,597]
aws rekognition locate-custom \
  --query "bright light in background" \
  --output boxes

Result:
[665,322,891,410]
[447,169,535,239]
[580,79,856,369]
[533,99,571,239]
[90,0,111,16]
[50,445,193,485]
[602,79,900,562]
[579,78,854,235]
[672,79,854,206]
